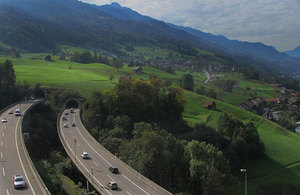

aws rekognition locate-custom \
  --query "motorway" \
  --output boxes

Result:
[0,100,49,195]
[59,108,172,195]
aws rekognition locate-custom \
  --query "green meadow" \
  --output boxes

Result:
[2,54,300,194]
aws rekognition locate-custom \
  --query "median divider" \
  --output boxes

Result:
[3,100,51,195]
[76,109,173,195]
[57,110,109,195]
[19,100,51,195]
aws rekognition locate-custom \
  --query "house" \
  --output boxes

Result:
[272,111,282,121]
[238,97,263,111]
[266,97,279,104]
[133,66,142,73]
[119,76,131,83]
[280,87,289,95]
[295,127,300,134]
[203,101,216,110]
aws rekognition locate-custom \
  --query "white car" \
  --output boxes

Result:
[13,174,26,189]
[8,110,13,114]
[107,181,118,190]
[1,118,7,123]
[63,124,68,128]
[81,152,89,159]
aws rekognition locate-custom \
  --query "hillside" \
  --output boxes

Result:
[0,0,206,54]
[1,54,300,193]
[1,0,300,74]
[97,2,300,74]
[285,46,300,58]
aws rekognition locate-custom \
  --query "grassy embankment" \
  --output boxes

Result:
[1,54,298,194]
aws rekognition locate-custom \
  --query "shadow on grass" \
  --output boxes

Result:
[229,155,300,195]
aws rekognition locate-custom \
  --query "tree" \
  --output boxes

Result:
[109,74,114,82]
[207,89,217,99]
[111,58,123,69]
[196,86,205,95]
[186,140,233,195]
[181,74,194,91]
[45,55,53,62]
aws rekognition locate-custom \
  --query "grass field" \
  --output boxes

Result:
[2,54,300,194]
[184,90,300,194]
[221,72,275,98]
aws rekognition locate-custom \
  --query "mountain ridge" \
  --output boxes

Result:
[98,2,300,73]
[0,0,299,73]
[285,46,300,58]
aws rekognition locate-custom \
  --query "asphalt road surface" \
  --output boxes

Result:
[59,108,172,195]
[0,100,48,195]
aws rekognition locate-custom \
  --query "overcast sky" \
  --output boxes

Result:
[82,0,300,52]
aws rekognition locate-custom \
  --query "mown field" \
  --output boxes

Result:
[184,90,300,194]
[2,54,299,194]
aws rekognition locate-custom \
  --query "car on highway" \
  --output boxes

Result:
[1,118,7,123]
[109,166,119,174]
[8,110,13,114]
[13,174,26,189]
[107,181,118,190]
[62,116,67,121]
[81,152,89,159]
[70,109,74,113]
[65,111,69,115]
[72,123,76,127]
[15,108,21,116]
[63,124,68,128]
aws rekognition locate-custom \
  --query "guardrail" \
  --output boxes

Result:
[0,100,51,194]
[77,109,172,195]
[56,110,108,195]
[19,100,51,195]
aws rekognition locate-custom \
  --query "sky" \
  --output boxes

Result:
[82,0,300,52]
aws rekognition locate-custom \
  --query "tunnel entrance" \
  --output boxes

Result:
[65,99,79,109]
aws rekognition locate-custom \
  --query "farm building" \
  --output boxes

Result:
[203,100,216,110]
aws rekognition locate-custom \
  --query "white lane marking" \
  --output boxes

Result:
[1,152,3,159]
[1,141,3,146]
[15,115,36,195]
[2,167,5,176]
[2,132,4,136]
[6,189,9,195]
[93,161,99,167]
[77,143,80,147]
[126,191,132,195]
[60,121,112,195]
[74,118,112,167]
[122,174,150,195]
[106,174,114,181]
[74,112,150,195]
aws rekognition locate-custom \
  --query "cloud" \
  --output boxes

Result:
[82,0,300,51]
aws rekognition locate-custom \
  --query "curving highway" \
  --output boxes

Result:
[58,108,172,195]
[0,100,50,195]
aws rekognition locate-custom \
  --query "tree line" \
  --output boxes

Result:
[0,60,43,109]
[82,77,265,194]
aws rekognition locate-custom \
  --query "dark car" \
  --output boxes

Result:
[109,166,119,174]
